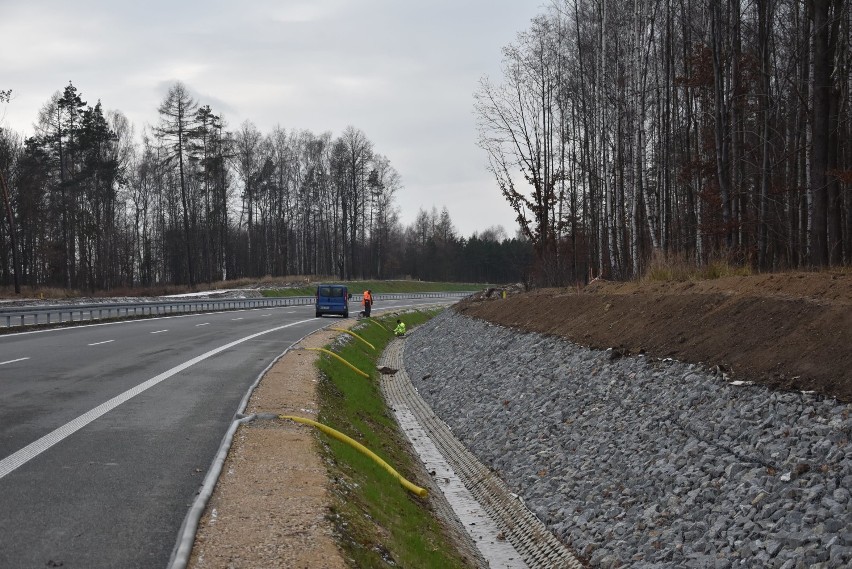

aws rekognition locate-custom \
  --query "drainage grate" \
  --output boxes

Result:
[380,340,584,569]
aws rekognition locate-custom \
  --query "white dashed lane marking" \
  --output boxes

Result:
[0,357,30,366]
[151,330,168,334]
[0,318,315,481]
[88,340,114,346]
[195,323,210,327]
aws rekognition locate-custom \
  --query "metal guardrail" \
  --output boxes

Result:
[368,292,473,301]
[0,291,475,329]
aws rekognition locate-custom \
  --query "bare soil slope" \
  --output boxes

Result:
[456,271,852,402]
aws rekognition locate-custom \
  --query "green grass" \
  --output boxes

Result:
[0,278,484,301]
[314,310,473,569]
[261,280,484,297]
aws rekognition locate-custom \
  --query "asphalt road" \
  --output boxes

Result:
[0,298,448,568]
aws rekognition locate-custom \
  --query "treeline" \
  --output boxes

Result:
[0,82,532,292]
[476,0,851,284]
[400,212,533,283]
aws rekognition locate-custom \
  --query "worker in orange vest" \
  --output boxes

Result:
[362,290,373,317]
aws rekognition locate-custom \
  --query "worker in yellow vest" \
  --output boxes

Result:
[394,319,406,336]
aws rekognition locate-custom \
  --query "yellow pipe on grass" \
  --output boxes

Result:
[330,328,375,351]
[305,347,370,378]
[364,318,390,333]
[280,414,428,497]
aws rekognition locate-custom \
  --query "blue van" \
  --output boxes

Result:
[315,284,351,318]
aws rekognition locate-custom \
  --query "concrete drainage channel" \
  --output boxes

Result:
[380,339,583,569]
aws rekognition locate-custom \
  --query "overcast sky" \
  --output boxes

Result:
[0,0,544,237]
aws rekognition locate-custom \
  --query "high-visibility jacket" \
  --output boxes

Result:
[362,291,372,306]
[394,321,406,336]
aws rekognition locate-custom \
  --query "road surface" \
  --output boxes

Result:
[0,298,448,568]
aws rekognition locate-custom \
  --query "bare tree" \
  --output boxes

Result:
[475,16,565,284]
[338,126,372,279]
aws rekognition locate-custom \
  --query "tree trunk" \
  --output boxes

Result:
[710,0,732,249]
[0,171,21,294]
[177,123,195,287]
[810,0,832,266]
[757,0,773,268]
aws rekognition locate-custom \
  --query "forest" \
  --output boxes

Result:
[476,0,850,284]
[0,82,531,292]
[3,0,850,292]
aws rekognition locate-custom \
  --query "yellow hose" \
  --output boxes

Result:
[365,318,390,333]
[305,347,370,378]
[330,328,376,351]
[280,415,428,497]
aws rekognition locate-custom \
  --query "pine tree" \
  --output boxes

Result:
[156,82,199,286]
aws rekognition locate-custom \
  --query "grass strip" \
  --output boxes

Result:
[261,280,484,297]
[280,414,427,497]
[314,310,473,568]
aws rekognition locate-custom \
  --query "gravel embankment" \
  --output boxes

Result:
[404,311,852,569]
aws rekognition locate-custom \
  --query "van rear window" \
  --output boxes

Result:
[319,286,345,298]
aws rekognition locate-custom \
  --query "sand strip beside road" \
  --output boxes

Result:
[188,329,346,569]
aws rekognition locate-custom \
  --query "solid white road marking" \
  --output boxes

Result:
[0,317,316,481]
[151,330,168,334]
[88,340,114,346]
[0,308,248,339]
[0,357,30,366]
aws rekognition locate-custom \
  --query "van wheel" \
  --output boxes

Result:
[343,311,349,318]
[315,312,322,318]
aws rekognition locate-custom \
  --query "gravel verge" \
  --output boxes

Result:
[404,311,852,569]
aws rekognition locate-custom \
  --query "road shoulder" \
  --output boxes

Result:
[188,329,346,569]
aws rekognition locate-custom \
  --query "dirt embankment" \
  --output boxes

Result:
[457,272,852,402]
